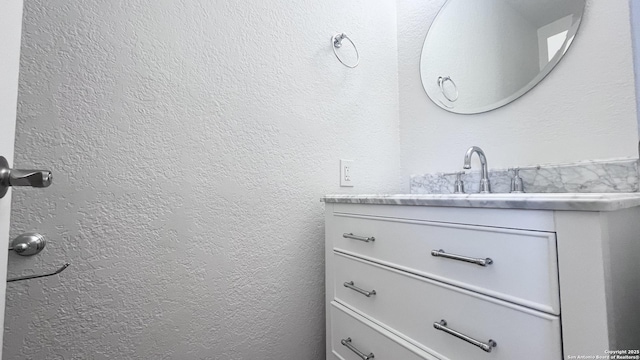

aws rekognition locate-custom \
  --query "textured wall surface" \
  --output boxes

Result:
[5,1,402,359]
[397,0,639,185]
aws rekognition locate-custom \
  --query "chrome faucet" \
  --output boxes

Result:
[463,146,491,193]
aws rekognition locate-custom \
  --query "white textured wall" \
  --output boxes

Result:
[398,0,639,186]
[5,1,402,358]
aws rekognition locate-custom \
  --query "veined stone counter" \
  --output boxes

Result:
[321,193,640,211]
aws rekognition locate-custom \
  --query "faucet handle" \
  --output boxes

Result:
[443,171,465,194]
[507,167,524,193]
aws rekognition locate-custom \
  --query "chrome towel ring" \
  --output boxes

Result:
[332,33,359,68]
[438,76,459,102]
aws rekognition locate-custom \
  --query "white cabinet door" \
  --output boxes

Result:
[329,302,438,360]
[330,213,560,314]
[333,252,563,360]
[0,0,25,355]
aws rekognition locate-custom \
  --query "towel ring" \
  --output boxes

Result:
[332,33,359,68]
[438,76,459,102]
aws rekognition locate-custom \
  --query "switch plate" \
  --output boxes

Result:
[340,159,354,187]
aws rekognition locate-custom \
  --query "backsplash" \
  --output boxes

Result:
[410,158,640,194]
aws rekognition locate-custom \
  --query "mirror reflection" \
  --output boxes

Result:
[421,0,586,114]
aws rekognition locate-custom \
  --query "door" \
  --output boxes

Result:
[0,0,25,355]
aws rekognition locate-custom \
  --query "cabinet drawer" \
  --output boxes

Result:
[330,213,559,314]
[333,253,563,360]
[329,301,436,360]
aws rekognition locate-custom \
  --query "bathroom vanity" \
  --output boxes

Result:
[323,194,640,359]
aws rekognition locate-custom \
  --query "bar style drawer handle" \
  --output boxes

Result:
[431,249,493,267]
[433,320,497,353]
[344,281,376,297]
[341,338,375,359]
[343,233,375,242]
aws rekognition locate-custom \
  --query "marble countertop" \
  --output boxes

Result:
[321,193,640,211]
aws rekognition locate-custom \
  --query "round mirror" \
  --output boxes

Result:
[420,0,586,114]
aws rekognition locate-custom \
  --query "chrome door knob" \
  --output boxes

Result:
[0,156,52,198]
[9,233,46,256]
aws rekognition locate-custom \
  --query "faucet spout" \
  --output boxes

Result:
[463,146,491,193]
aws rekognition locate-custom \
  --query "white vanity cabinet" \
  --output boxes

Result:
[324,195,640,360]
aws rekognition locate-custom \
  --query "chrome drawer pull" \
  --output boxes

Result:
[433,320,497,353]
[343,233,375,242]
[431,249,493,267]
[341,337,375,359]
[344,281,376,297]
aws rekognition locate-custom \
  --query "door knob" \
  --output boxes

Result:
[9,233,46,256]
[0,156,52,198]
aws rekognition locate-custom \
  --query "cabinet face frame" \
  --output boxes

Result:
[326,203,640,359]
[555,208,640,354]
